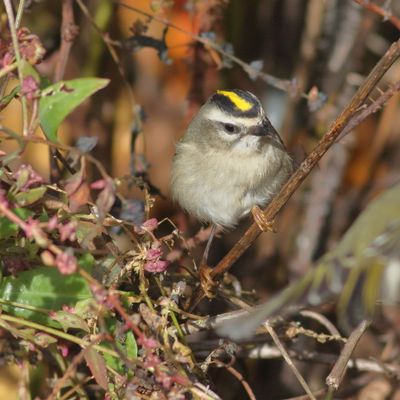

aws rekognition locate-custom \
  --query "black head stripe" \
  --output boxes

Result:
[209,89,262,118]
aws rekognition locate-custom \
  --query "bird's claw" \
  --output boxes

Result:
[251,205,276,233]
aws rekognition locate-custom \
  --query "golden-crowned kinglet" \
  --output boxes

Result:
[171,89,294,229]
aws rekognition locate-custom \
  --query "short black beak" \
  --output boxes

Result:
[248,124,267,137]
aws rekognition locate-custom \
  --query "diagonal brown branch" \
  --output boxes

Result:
[191,38,400,305]
[326,320,371,391]
[213,361,256,400]
[354,0,400,31]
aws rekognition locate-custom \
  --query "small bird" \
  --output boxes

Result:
[171,89,293,291]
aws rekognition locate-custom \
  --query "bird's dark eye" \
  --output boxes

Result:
[223,123,237,134]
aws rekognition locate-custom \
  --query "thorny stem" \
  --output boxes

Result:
[191,38,400,300]
[4,0,28,136]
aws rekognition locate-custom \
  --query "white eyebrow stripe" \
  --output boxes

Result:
[206,108,262,126]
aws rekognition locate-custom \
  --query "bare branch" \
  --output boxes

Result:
[326,320,370,391]
[190,38,400,306]
[264,321,317,400]
[213,361,256,400]
[54,0,79,82]
[354,0,400,30]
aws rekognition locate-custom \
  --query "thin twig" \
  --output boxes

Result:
[75,0,136,107]
[59,376,92,400]
[46,347,87,400]
[114,1,303,98]
[299,310,343,339]
[338,80,400,140]
[4,0,28,136]
[0,0,24,100]
[54,0,79,82]
[243,343,400,377]
[286,323,346,345]
[354,0,400,30]
[0,62,18,79]
[216,299,316,399]
[51,0,79,183]
[213,361,256,400]
[0,131,110,180]
[191,38,400,306]
[326,320,370,391]
[265,322,317,400]
[75,0,143,175]
[281,0,325,137]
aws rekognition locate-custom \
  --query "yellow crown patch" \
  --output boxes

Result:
[217,90,253,112]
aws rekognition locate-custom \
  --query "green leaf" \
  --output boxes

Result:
[78,253,95,269]
[74,298,98,320]
[21,60,41,82]
[125,330,138,360]
[102,320,137,374]
[33,332,58,347]
[0,208,33,239]
[0,267,92,327]
[53,310,90,332]
[0,85,19,112]
[14,187,47,206]
[39,78,109,141]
